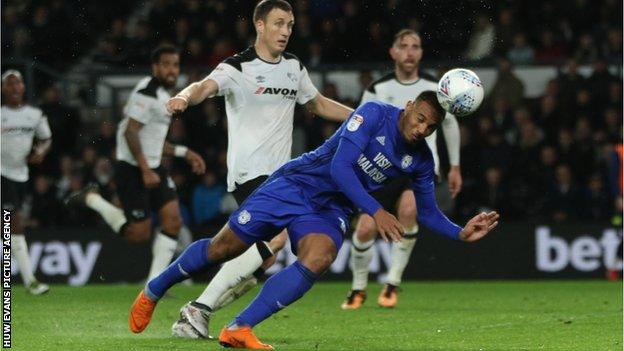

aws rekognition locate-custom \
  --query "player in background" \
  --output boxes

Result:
[67,46,206,281]
[342,29,463,309]
[165,0,353,339]
[129,93,499,349]
[1,70,52,295]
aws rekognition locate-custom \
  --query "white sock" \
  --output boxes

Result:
[147,231,178,280]
[13,235,35,285]
[350,234,375,291]
[85,193,127,233]
[386,226,418,286]
[195,242,270,310]
[175,226,194,255]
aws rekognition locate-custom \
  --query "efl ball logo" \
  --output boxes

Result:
[436,68,484,117]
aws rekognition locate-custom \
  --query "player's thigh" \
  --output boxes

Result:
[354,213,377,241]
[396,189,417,225]
[157,199,182,235]
[208,222,254,264]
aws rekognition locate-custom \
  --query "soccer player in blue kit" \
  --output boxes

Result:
[129,91,499,349]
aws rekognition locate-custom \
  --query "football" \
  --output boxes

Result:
[436,68,484,117]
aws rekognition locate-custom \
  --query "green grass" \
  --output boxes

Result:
[11,281,623,350]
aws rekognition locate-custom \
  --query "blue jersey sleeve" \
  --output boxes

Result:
[412,151,463,240]
[339,101,384,151]
[330,138,383,216]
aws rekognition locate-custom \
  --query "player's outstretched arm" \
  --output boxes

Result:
[305,93,353,122]
[458,211,499,242]
[166,78,219,114]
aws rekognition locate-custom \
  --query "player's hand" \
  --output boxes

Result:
[166,96,189,115]
[28,152,45,165]
[372,208,404,242]
[447,166,462,199]
[141,169,161,188]
[459,211,499,242]
[184,149,206,175]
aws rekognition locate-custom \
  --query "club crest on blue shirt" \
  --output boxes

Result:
[347,114,364,132]
[401,155,413,169]
[238,210,251,225]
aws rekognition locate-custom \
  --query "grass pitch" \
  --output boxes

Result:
[11,281,623,350]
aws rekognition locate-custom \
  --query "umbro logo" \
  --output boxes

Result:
[376,136,386,146]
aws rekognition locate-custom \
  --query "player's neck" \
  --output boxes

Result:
[254,43,282,63]
[5,101,23,109]
[395,68,419,84]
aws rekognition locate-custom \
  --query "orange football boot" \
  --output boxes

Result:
[377,284,398,308]
[340,290,367,310]
[219,326,274,350]
[129,290,157,333]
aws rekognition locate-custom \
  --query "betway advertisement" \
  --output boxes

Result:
[7,223,623,285]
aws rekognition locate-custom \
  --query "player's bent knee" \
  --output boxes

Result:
[356,218,377,242]
[301,253,335,275]
[398,202,416,221]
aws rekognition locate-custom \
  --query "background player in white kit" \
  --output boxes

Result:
[341,29,463,309]
[1,70,52,295]
[67,46,206,281]
[165,0,353,339]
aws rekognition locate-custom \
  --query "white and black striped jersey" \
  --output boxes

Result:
[206,46,318,191]
[361,72,460,175]
[116,76,172,168]
[1,105,52,182]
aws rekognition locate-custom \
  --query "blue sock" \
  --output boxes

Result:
[146,238,212,300]
[233,261,317,327]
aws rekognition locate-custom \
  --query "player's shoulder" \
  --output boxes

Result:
[366,72,396,93]
[134,76,160,99]
[221,47,257,72]
[357,100,398,123]
[282,51,304,71]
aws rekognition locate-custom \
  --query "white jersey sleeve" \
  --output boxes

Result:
[35,113,52,139]
[296,67,318,105]
[125,93,155,124]
[207,63,240,97]
[440,112,460,166]
[359,89,377,104]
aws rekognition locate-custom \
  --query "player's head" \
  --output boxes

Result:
[389,29,423,75]
[1,70,25,107]
[150,45,180,89]
[399,91,445,144]
[253,0,294,55]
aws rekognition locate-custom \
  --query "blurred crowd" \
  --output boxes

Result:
[1,0,622,232]
[3,0,622,69]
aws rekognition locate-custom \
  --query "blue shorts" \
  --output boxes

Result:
[228,176,349,255]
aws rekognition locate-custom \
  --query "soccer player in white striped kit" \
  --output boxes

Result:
[1,70,52,295]
[164,0,353,339]
[341,29,463,309]
[67,46,206,281]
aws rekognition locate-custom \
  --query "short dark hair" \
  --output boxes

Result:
[253,0,293,22]
[150,45,179,64]
[415,91,446,121]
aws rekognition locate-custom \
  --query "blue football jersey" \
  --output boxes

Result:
[278,101,435,213]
